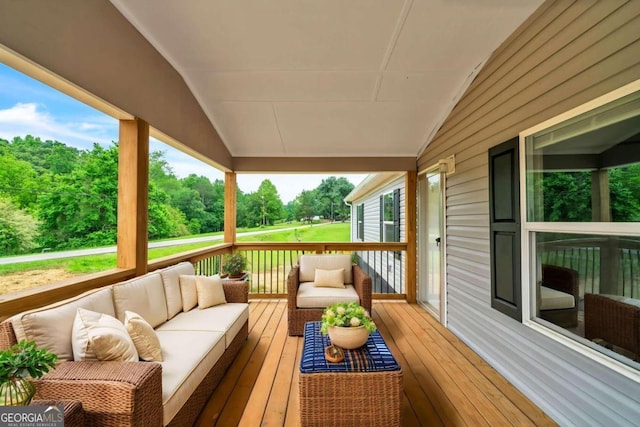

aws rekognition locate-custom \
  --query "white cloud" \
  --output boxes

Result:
[0,102,116,148]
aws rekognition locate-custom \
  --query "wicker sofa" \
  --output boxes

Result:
[287,254,372,336]
[0,261,248,427]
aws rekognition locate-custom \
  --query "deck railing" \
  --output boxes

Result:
[541,237,640,298]
[0,242,407,319]
[232,242,407,297]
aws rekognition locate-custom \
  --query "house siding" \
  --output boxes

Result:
[349,176,406,294]
[417,1,640,425]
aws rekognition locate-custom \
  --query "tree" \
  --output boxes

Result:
[37,144,119,249]
[0,151,39,209]
[245,180,284,226]
[294,190,316,223]
[315,177,354,221]
[0,198,40,254]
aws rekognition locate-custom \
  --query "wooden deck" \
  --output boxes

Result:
[194,300,556,426]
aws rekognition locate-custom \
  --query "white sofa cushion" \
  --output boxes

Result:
[157,330,225,425]
[540,286,575,310]
[72,308,138,362]
[296,282,360,308]
[298,254,353,284]
[156,303,249,349]
[160,262,194,318]
[113,273,168,328]
[9,287,115,361]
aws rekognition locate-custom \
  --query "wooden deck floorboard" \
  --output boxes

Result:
[195,300,556,426]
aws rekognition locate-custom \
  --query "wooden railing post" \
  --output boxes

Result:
[406,171,417,303]
[117,118,149,275]
[224,172,237,243]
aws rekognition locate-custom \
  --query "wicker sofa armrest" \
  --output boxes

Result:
[223,280,249,303]
[287,266,301,306]
[352,265,372,314]
[34,361,163,427]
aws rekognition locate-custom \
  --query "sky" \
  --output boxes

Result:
[0,63,366,203]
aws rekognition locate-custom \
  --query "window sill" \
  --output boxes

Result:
[524,318,640,383]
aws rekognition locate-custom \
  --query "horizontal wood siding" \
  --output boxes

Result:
[417,0,640,424]
[352,176,406,293]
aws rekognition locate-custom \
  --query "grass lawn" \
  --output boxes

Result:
[1,222,350,276]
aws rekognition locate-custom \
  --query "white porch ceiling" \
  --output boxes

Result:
[110,0,543,158]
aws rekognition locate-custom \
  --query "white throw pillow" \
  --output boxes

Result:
[124,311,163,362]
[314,268,345,288]
[72,308,138,362]
[196,275,227,309]
[179,275,198,312]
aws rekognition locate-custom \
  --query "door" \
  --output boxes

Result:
[419,168,445,323]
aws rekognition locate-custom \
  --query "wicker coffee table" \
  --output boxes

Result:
[299,321,403,427]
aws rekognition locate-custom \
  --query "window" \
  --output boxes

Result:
[356,204,364,241]
[522,82,640,369]
[380,190,400,243]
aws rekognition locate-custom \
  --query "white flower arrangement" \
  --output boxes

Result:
[320,302,376,335]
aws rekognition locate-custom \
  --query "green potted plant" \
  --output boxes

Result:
[222,252,247,278]
[321,302,376,349]
[0,340,58,405]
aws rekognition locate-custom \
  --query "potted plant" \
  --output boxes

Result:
[222,252,247,279]
[0,340,58,405]
[321,302,376,349]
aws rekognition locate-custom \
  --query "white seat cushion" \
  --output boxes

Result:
[157,330,225,425]
[296,282,360,308]
[156,303,249,348]
[540,286,575,310]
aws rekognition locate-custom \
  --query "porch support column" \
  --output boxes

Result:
[117,118,149,275]
[591,169,611,221]
[405,171,417,303]
[224,172,237,243]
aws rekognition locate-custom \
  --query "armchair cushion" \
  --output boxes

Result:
[296,282,360,308]
[540,286,575,310]
[299,254,353,284]
[314,268,345,288]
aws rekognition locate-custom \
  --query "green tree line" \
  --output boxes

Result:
[0,136,354,255]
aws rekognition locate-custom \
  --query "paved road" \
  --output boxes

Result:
[0,223,328,265]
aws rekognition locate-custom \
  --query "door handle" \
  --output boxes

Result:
[435,237,441,247]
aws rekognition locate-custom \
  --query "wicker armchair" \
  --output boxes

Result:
[585,293,640,359]
[287,254,372,336]
[539,264,579,327]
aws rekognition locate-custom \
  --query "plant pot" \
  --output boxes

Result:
[0,377,36,405]
[327,326,370,349]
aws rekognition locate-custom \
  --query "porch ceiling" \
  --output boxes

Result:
[110,0,542,160]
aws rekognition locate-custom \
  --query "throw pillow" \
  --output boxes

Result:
[314,268,345,288]
[196,275,227,309]
[179,275,198,311]
[72,308,138,362]
[124,311,163,362]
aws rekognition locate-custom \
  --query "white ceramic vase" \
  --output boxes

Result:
[327,325,370,349]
